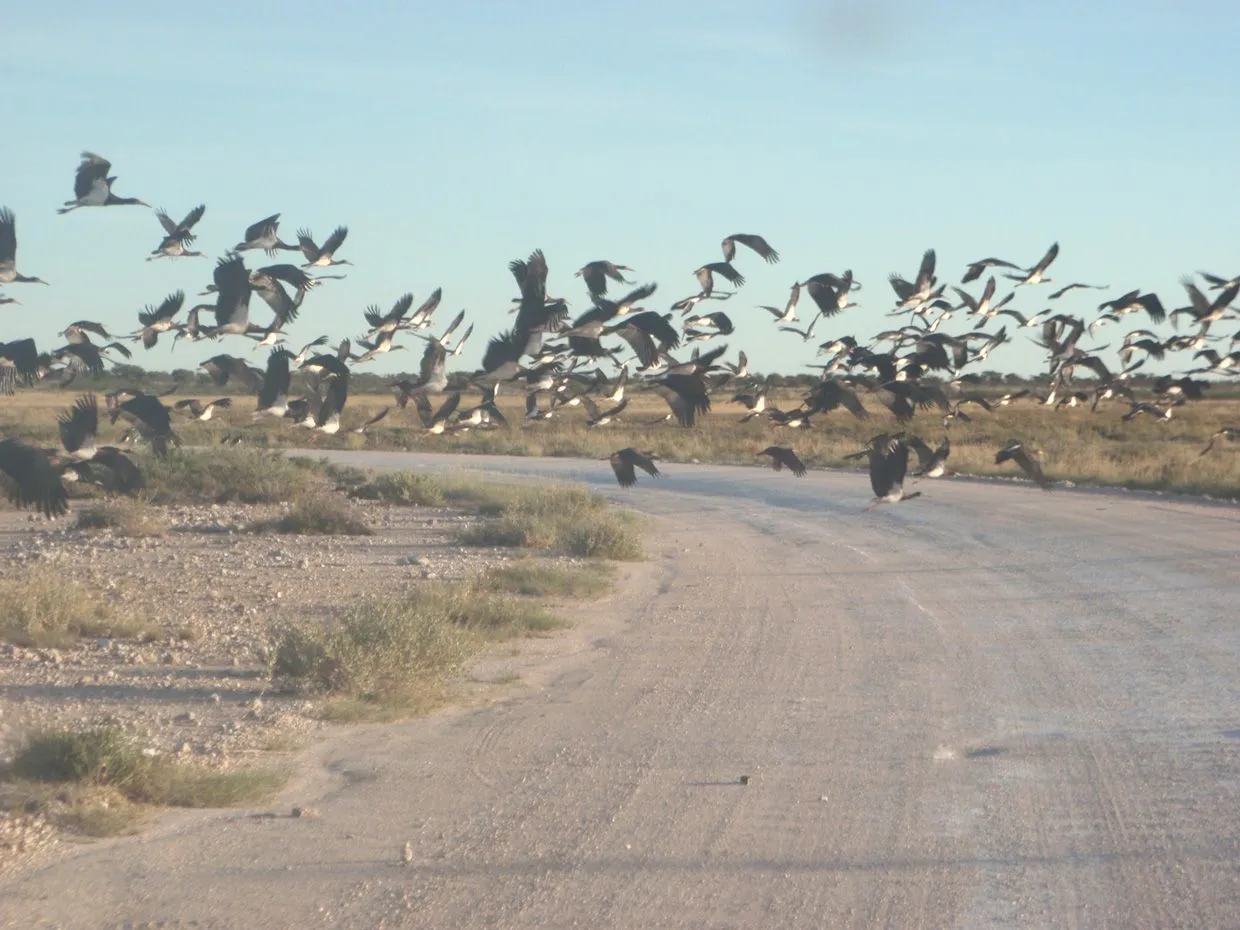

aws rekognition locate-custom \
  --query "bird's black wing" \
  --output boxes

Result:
[1032,241,1060,274]
[996,440,1050,490]
[418,340,448,390]
[0,207,18,264]
[727,233,780,264]
[434,391,461,424]
[631,450,660,478]
[610,455,637,488]
[707,262,745,287]
[138,290,185,326]
[156,209,180,236]
[257,348,292,408]
[296,229,319,262]
[243,214,280,242]
[257,264,314,291]
[611,325,660,369]
[1139,293,1167,324]
[178,204,206,233]
[888,274,915,300]
[628,311,680,350]
[57,393,98,455]
[0,338,40,395]
[320,226,348,256]
[654,374,711,427]
[92,446,145,494]
[772,447,807,476]
[382,293,415,324]
[0,438,69,518]
[73,152,111,200]
[412,392,434,428]
[481,329,522,375]
[580,264,607,297]
[905,435,935,470]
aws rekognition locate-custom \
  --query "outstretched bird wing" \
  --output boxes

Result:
[722,233,780,264]
[995,440,1051,490]
[0,438,69,518]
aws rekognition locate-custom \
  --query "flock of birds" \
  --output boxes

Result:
[1,151,1239,520]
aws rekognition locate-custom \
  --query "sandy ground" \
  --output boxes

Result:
[0,493,569,874]
[3,452,1240,929]
[0,495,528,754]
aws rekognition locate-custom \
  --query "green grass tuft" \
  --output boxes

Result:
[454,482,645,559]
[270,582,561,718]
[2,728,285,837]
[271,594,471,710]
[482,560,615,598]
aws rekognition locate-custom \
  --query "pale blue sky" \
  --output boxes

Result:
[2,0,1236,377]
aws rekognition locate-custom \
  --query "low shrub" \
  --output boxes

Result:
[0,567,155,647]
[249,493,373,536]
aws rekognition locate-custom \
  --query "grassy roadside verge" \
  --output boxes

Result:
[2,451,648,846]
[269,556,627,723]
[1,728,286,838]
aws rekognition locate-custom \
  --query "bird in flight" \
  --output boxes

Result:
[721,233,780,265]
[757,446,807,477]
[995,440,1051,489]
[607,448,661,488]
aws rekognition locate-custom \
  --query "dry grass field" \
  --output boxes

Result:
[3,384,1238,500]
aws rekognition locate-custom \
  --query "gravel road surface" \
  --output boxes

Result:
[4,452,1239,929]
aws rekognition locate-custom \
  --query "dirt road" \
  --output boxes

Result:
[4,453,1240,929]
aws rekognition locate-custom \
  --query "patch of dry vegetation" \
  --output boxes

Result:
[341,469,447,506]
[258,468,640,719]
[0,728,286,837]
[142,448,328,504]
[270,595,463,715]
[248,492,373,536]
[0,567,155,648]
[454,483,645,559]
[270,586,547,720]
[482,560,615,598]
[322,467,646,556]
[75,499,167,537]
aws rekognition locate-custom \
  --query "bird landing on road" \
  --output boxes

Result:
[858,434,922,511]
